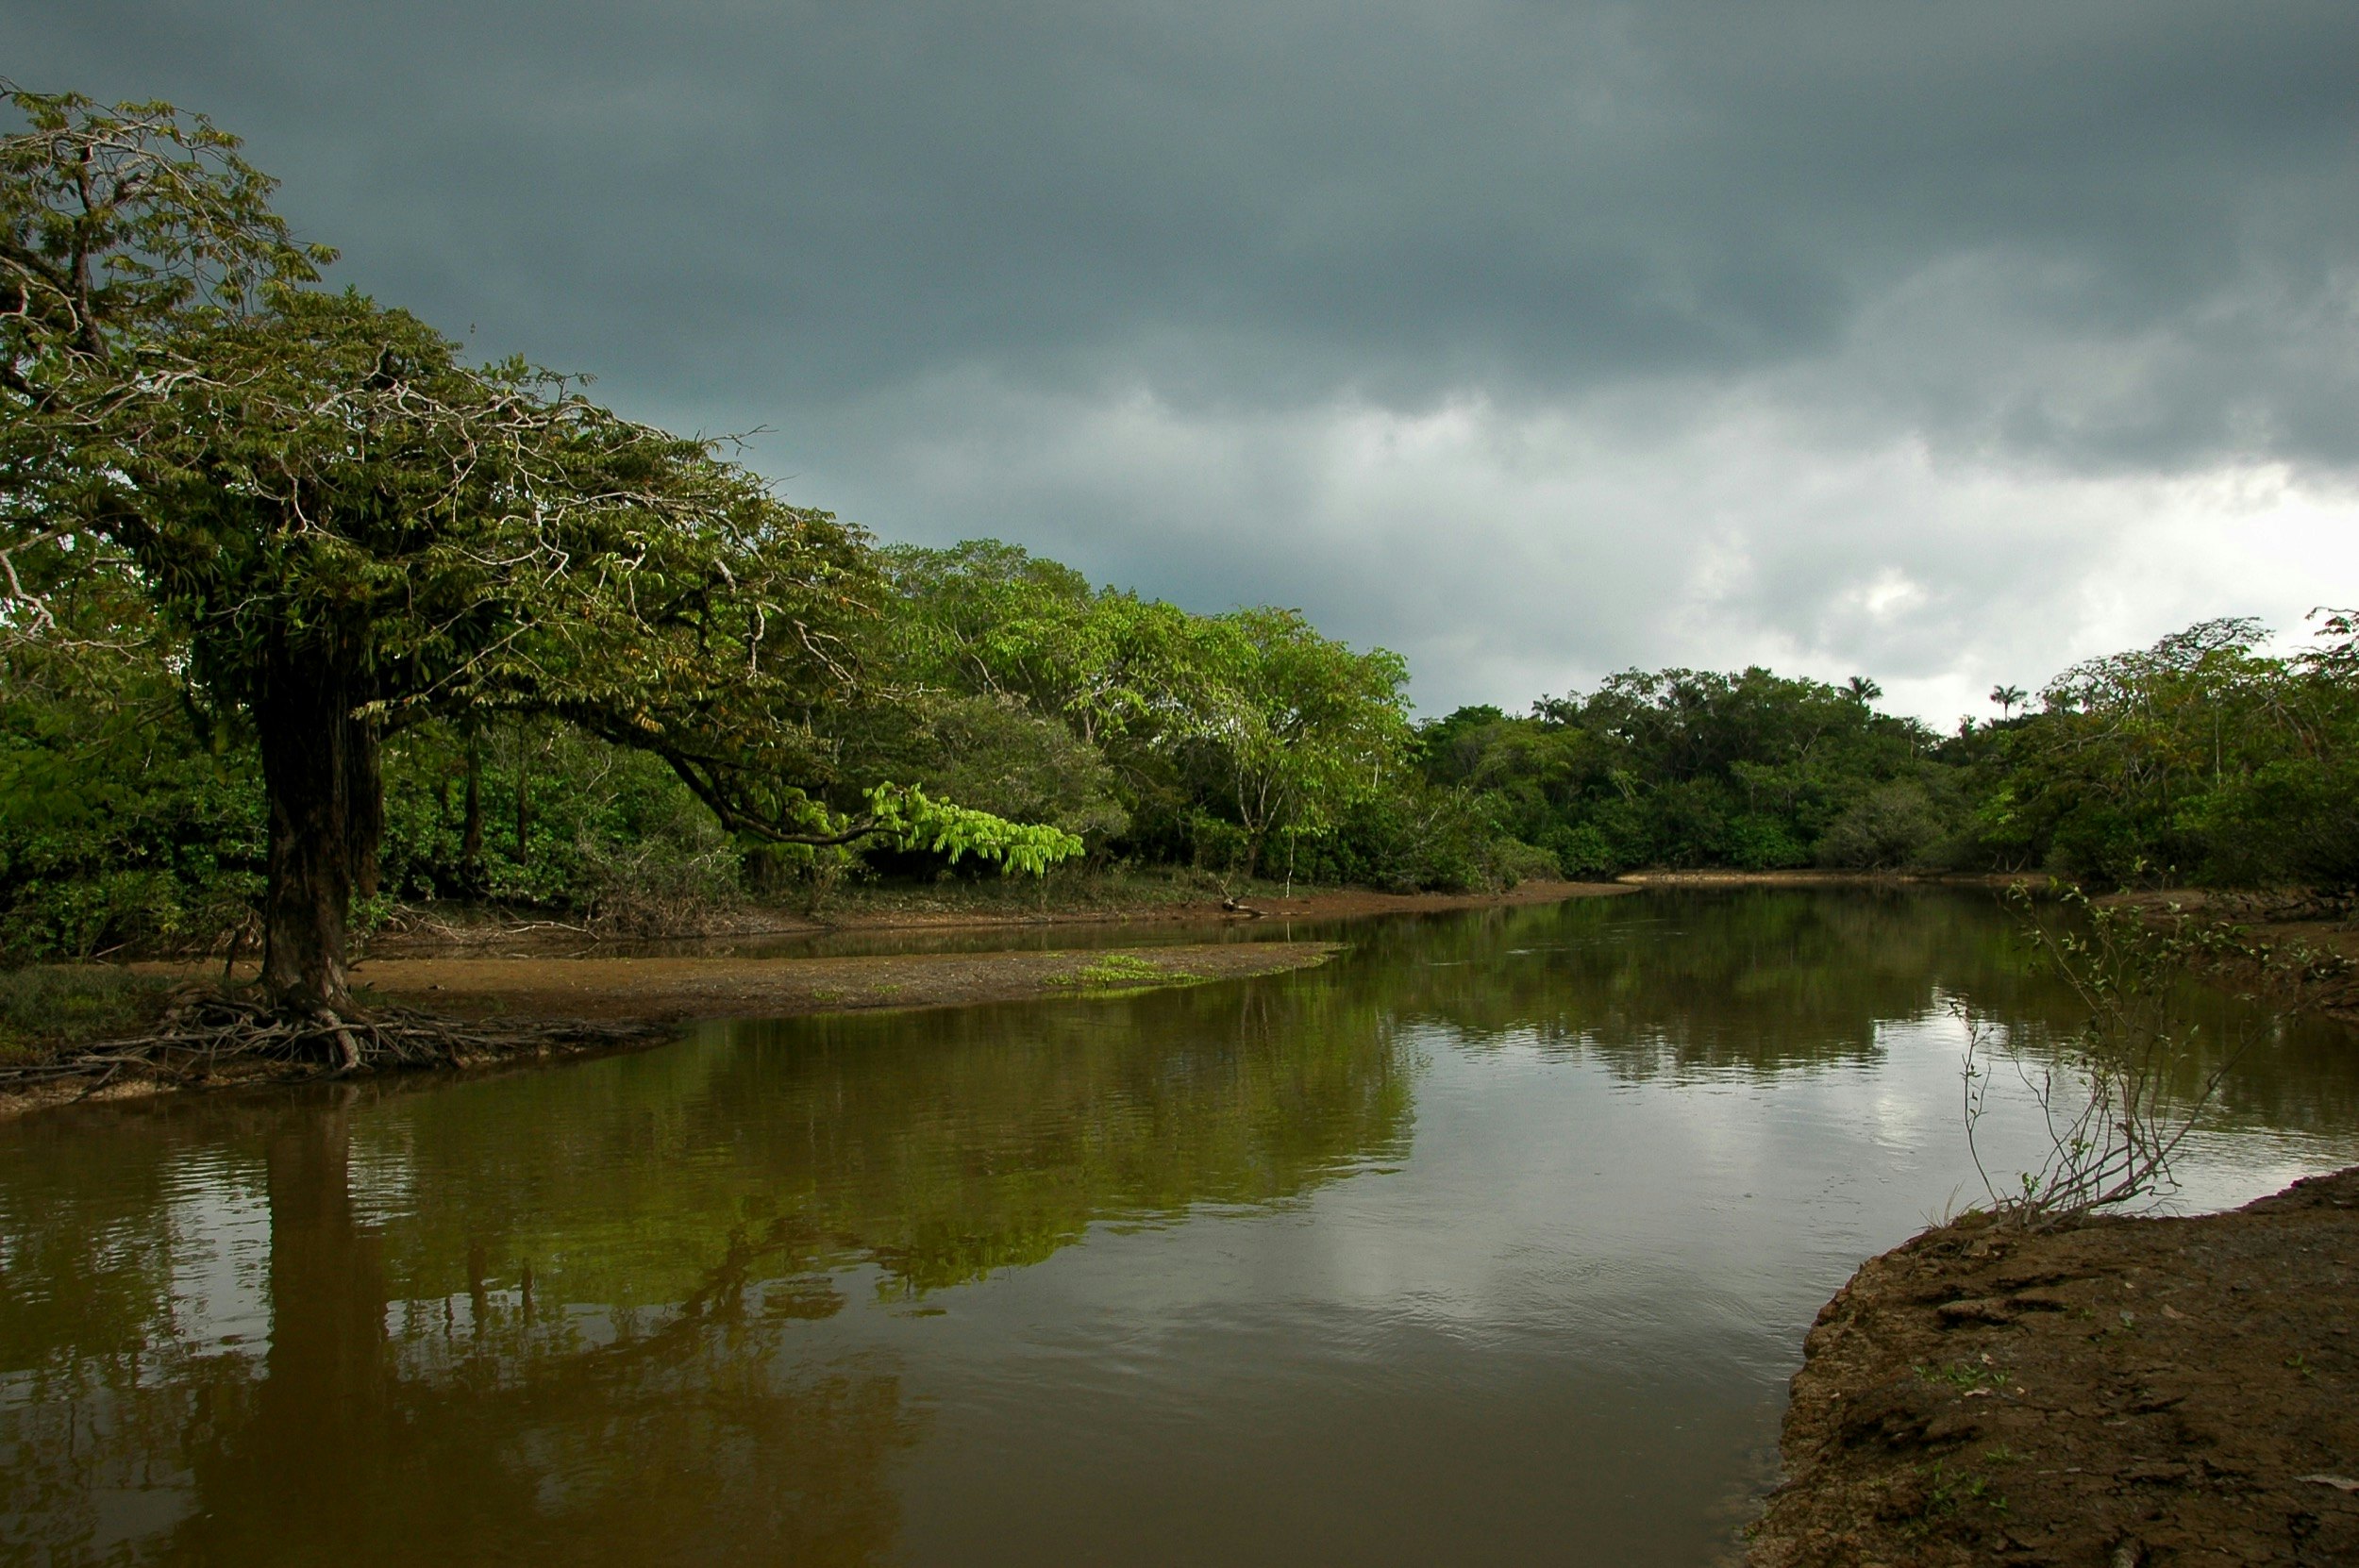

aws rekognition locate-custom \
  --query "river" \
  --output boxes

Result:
[4,889,2355,1565]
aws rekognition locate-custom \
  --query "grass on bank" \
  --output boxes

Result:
[1045,952,1201,991]
[0,965,178,1066]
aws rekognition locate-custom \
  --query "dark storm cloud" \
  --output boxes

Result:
[9,1,2358,715]
[15,1,2357,452]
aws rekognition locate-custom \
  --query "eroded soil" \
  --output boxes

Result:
[2104,889,2359,1029]
[344,940,1342,1023]
[1748,1169,2359,1567]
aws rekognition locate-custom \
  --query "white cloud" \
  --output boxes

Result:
[770,371,2359,725]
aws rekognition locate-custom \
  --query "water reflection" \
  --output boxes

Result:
[1347,891,2038,1073]
[360,972,1409,1307]
[2,1101,924,1567]
[1,890,2353,1566]
[1,974,1407,1563]
[1359,892,2359,1126]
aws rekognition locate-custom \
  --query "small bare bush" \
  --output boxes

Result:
[1954,886,2330,1228]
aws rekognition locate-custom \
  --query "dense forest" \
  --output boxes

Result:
[7,527,2355,963]
[4,89,2356,971]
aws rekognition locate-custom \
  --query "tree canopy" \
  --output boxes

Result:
[1,88,1079,1019]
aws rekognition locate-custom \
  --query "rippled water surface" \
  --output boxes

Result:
[5,890,2356,1565]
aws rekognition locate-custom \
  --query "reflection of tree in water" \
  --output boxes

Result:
[1343,891,2032,1077]
[0,1332,259,1563]
[1356,891,2359,1129]
[0,1101,271,1563]
[1,975,1407,1560]
[362,972,1409,1302]
[1,1104,920,1567]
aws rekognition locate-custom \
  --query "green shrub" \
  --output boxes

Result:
[1816,784,1947,870]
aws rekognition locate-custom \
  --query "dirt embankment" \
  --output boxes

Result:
[358,877,1634,957]
[1616,870,2040,891]
[343,941,1341,1025]
[1748,1169,2359,1567]
[2100,889,2359,1030]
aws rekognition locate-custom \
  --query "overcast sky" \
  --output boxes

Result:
[12,1,2358,723]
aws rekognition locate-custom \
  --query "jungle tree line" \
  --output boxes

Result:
[1421,612,2359,890]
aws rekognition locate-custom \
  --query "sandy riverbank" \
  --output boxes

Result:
[6,878,1638,1116]
[2,941,1343,1118]
[1747,1168,2359,1566]
[339,940,1341,1024]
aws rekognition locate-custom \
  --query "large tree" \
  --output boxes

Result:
[1177,607,1412,876]
[1,89,1074,1030]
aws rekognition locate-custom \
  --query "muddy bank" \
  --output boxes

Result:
[2102,888,2359,1029]
[1748,1169,2359,1567]
[4,942,1341,1118]
[343,940,1341,1024]
[1617,870,2037,890]
[359,878,1633,957]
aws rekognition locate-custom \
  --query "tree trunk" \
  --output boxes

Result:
[254,635,379,1018]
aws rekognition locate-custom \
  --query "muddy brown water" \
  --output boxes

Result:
[5,890,2357,1566]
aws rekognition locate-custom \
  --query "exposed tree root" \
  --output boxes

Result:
[0,985,669,1097]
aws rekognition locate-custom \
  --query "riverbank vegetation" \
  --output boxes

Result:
[5,88,2356,988]
[13,547,2351,970]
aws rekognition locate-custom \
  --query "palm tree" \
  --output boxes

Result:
[1989,684,2028,720]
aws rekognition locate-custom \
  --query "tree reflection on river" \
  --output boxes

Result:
[1,970,1406,1563]
[2,891,2353,1566]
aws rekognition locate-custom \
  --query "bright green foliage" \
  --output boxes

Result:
[882,542,1418,883]
[1170,607,1414,875]
[883,541,1206,749]
[863,783,1085,876]
[838,692,1130,850]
